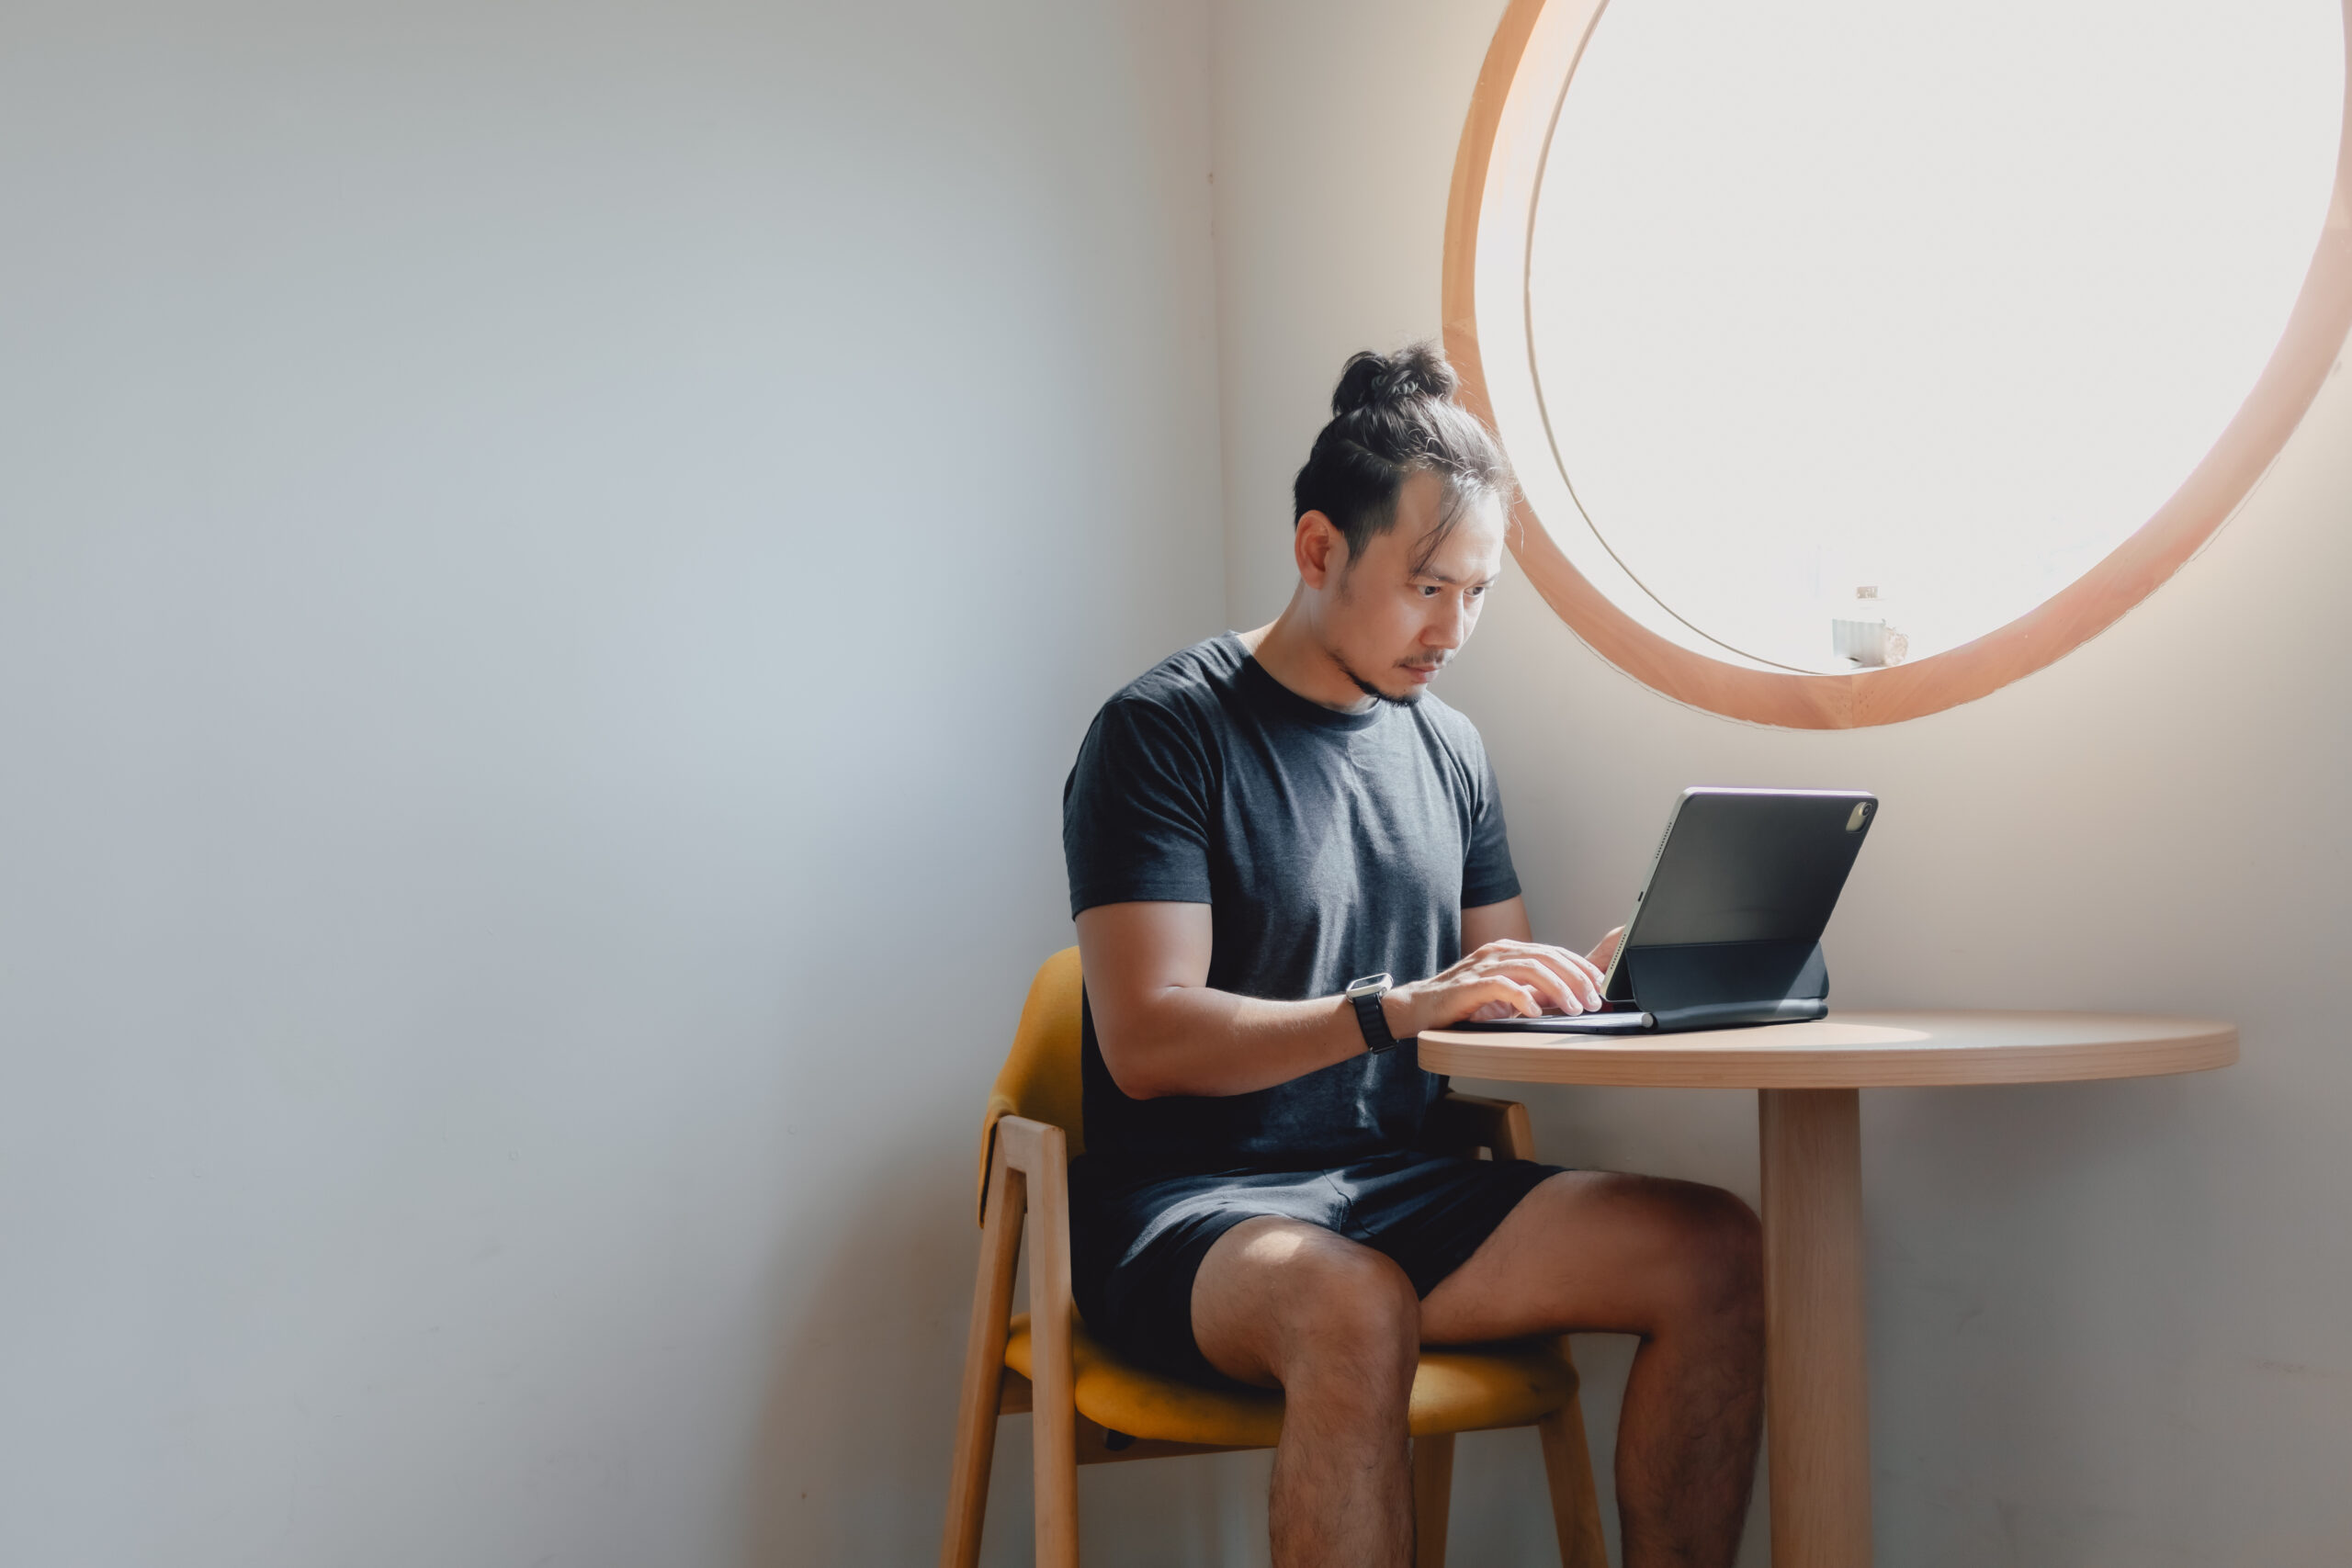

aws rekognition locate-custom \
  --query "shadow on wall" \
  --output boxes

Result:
[739,1131,992,1567]
[738,1138,1277,1567]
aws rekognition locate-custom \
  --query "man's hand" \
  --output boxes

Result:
[1384,938,1611,1036]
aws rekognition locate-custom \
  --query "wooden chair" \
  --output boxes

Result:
[941,948,1611,1568]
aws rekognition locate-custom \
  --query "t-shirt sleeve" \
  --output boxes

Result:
[1460,731,1521,908]
[1062,694,1217,919]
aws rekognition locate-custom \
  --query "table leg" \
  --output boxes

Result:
[1758,1088,1871,1567]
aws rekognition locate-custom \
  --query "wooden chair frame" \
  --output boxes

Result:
[941,1089,1609,1568]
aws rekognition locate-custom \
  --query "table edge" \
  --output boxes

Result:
[1416,1011,2239,1089]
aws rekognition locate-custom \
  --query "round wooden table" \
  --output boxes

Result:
[1417,1010,2237,1568]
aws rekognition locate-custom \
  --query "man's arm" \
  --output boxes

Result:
[1077,900,1611,1100]
[1461,897,1532,950]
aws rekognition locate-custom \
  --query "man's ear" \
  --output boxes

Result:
[1295,511,1349,590]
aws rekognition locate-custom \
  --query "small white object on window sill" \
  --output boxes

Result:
[1831,587,1910,669]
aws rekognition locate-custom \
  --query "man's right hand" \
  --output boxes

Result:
[1384,939,1610,1037]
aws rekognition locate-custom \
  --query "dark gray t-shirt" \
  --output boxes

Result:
[1062,634,1520,1176]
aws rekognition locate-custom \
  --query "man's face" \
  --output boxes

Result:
[1311,469,1507,705]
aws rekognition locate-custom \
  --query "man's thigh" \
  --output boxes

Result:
[1418,1169,1761,1345]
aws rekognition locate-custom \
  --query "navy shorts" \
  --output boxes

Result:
[1068,1148,1565,1386]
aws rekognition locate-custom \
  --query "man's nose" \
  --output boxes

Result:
[1427,596,1467,648]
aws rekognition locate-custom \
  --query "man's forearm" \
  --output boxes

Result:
[1095,982,1464,1100]
[1095,984,1380,1099]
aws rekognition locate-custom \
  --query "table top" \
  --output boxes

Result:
[1417,1010,2237,1089]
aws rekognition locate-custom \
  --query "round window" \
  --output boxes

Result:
[1446,0,2352,726]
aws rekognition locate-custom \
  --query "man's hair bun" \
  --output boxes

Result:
[1294,342,1513,574]
[1329,343,1461,416]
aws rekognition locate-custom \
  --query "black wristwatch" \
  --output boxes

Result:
[1346,972,1402,1055]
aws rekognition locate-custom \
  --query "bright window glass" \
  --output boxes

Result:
[1524,0,2345,671]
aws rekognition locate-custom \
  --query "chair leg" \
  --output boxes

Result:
[1034,1428,1080,1568]
[939,1401,997,1568]
[1001,1120,1080,1568]
[1411,1432,1455,1568]
[941,1162,1026,1568]
[1537,1399,1610,1568]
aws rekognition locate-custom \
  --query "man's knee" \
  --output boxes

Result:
[1283,1238,1419,1366]
[1202,1221,1419,1382]
[1653,1181,1762,1329]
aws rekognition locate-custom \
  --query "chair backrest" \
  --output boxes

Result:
[976,947,1086,1222]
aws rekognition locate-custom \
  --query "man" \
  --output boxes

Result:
[1062,345,1761,1567]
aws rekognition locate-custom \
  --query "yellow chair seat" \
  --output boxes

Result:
[1005,1312,1578,1449]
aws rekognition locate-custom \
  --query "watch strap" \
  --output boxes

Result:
[1349,981,1401,1055]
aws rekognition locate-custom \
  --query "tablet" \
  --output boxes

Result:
[1450,786,1876,1033]
[1600,786,1877,1004]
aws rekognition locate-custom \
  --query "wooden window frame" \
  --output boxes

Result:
[1442,0,2352,728]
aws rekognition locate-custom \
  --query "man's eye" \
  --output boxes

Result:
[1468,584,1487,598]
[1419,584,1440,597]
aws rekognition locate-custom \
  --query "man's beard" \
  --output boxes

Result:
[1337,652,1437,707]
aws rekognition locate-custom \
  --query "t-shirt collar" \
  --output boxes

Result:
[1227,632,1390,733]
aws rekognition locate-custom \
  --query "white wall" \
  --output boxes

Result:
[1214,2,2352,1564]
[0,3,1234,1563]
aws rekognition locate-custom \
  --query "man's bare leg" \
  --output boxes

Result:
[1191,1218,1420,1568]
[1420,1171,1764,1568]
